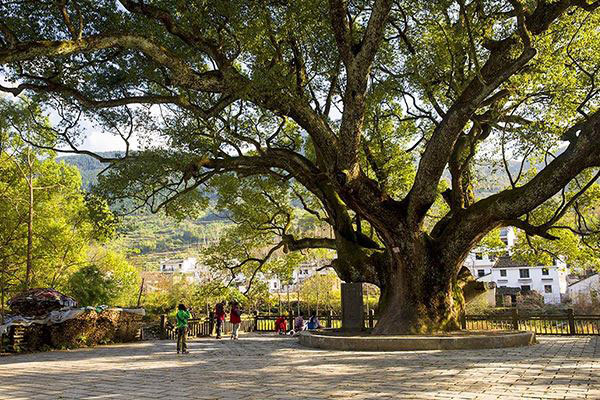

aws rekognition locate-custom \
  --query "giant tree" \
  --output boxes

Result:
[1,0,599,333]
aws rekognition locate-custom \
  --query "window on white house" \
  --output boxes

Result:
[521,285,531,291]
[500,269,507,277]
[477,269,485,277]
[501,238,508,245]
[475,253,483,260]
[542,268,549,276]
[519,269,530,278]
[544,285,552,293]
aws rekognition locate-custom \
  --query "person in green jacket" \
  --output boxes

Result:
[176,303,191,354]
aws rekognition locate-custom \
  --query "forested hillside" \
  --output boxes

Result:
[58,153,229,271]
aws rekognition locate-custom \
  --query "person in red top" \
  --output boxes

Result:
[215,301,226,339]
[274,315,287,335]
[229,301,242,340]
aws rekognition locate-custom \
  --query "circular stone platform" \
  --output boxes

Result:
[298,330,536,351]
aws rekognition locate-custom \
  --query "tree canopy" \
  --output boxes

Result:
[1,0,599,333]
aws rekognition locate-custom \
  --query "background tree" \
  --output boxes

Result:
[1,0,599,333]
[67,247,140,306]
[0,99,129,305]
[299,273,342,315]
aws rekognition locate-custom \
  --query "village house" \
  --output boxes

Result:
[464,228,568,304]
[567,273,600,304]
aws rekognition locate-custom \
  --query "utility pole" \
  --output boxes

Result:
[136,278,145,307]
[286,283,290,315]
[278,292,281,315]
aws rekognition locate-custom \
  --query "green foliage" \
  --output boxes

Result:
[512,181,600,271]
[1,0,599,333]
[0,99,139,307]
[298,273,343,314]
[479,228,507,258]
[67,265,117,307]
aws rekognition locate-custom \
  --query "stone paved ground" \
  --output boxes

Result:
[0,334,598,400]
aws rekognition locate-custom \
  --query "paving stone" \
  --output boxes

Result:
[0,335,598,399]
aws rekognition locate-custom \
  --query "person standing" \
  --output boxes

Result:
[176,304,191,354]
[215,301,226,339]
[230,301,242,340]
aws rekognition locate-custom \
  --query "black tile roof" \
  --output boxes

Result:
[496,286,522,295]
[493,255,531,269]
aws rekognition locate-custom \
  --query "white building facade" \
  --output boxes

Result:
[268,261,336,294]
[464,228,568,304]
[476,257,568,304]
[158,257,213,283]
[567,274,600,303]
[160,257,198,273]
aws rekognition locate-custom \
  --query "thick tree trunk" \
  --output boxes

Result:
[372,240,463,335]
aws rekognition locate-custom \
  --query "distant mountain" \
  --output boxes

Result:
[57,152,119,190]
[58,152,224,222]
[58,152,538,203]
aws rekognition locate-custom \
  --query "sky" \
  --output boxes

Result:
[1,74,138,154]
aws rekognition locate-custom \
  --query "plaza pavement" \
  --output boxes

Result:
[0,334,598,399]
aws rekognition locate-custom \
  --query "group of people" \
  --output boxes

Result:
[275,313,323,335]
[174,301,243,354]
[214,300,242,340]
[174,304,326,354]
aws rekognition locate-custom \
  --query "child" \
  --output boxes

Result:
[307,313,323,330]
[294,314,306,334]
[176,304,191,354]
[274,315,287,335]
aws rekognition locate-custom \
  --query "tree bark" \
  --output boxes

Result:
[372,237,463,334]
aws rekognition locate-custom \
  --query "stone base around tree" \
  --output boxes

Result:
[298,330,536,351]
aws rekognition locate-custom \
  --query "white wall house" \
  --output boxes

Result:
[464,227,568,304]
[268,261,336,293]
[159,257,215,284]
[476,256,568,304]
[160,257,198,273]
[567,274,600,303]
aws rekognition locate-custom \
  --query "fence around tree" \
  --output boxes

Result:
[251,309,600,336]
[161,309,600,339]
[463,309,600,336]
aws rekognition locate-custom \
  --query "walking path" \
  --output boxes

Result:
[0,334,598,399]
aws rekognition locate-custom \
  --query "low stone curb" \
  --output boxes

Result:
[298,330,536,351]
